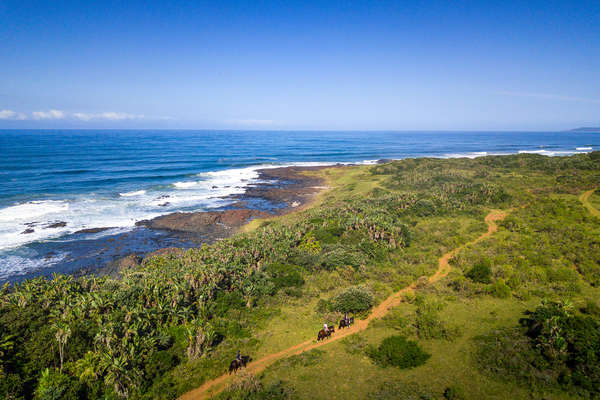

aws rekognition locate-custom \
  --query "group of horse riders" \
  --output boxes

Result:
[318,312,354,341]
[230,312,355,373]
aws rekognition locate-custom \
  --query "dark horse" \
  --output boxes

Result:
[317,328,331,341]
[339,316,354,329]
[228,355,251,374]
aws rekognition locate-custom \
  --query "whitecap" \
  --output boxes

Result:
[173,181,198,188]
[119,190,147,197]
[576,147,592,151]
[443,152,488,159]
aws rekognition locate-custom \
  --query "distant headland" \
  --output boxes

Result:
[570,127,600,132]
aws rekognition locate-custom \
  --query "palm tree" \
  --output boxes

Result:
[100,351,136,398]
[53,322,71,372]
[75,351,100,383]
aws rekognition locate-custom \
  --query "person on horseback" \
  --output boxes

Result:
[323,323,328,333]
[344,312,349,326]
[236,350,241,362]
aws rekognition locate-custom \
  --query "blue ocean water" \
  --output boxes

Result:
[0,130,597,282]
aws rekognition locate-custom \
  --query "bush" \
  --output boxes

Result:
[465,259,492,283]
[218,372,293,400]
[367,335,430,369]
[331,286,374,313]
[414,297,461,340]
[489,279,511,298]
[298,233,322,254]
[34,369,81,400]
[265,263,305,290]
[474,328,548,387]
[145,351,179,380]
[315,298,332,314]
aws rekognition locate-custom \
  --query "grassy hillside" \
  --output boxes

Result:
[1,152,599,400]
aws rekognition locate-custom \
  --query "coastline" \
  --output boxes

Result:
[76,165,340,280]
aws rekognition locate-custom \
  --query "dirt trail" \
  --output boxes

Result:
[179,210,508,400]
[580,189,600,218]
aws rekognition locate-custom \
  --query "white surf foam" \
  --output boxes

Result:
[0,251,69,281]
[173,181,198,188]
[443,151,488,159]
[0,200,69,222]
[119,190,147,197]
[518,150,581,156]
[576,147,592,151]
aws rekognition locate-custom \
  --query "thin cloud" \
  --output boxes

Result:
[0,109,27,120]
[0,109,173,122]
[0,110,16,119]
[495,91,600,104]
[32,110,65,120]
[73,112,145,121]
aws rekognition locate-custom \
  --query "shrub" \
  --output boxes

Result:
[145,351,179,380]
[367,335,430,369]
[474,328,548,387]
[413,199,436,216]
[315,298,332,314]
[265,263,305,290]
[465,259,492,283]
[331,286,374,313]
[414,297,461,340]
[34,369,81,400]
[219,373,293,400]
[489,279,511,298]
[298,233,322,254]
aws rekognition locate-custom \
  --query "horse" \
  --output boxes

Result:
[317,328,331,341]
[328,326,335,333]
[339,316,355,329]
[229,359,242,374]
[228,355,252,374]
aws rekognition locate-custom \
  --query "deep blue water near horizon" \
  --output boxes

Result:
[0,129,598,283]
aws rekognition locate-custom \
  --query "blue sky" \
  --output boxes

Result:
[0,0,598,130]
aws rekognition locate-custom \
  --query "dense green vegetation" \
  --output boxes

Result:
[367,335,431,368]
[1,152,599,399]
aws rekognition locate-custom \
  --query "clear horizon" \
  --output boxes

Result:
[1,0,599,131]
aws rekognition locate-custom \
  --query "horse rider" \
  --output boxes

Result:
[236,349,241,363]
[323,322,328,333]
[344,312,349,326]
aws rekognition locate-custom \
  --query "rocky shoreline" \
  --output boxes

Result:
[87,165,337,278]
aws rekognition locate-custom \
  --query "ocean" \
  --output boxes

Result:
[0,130,597,283]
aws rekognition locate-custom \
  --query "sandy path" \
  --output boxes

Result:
[580,189,600,218]
[179,210,508,400]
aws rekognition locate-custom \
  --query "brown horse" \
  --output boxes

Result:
[229,359,242,374]
[339,317,355,329]
[317,328,331,341]
[228,355,251,374]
